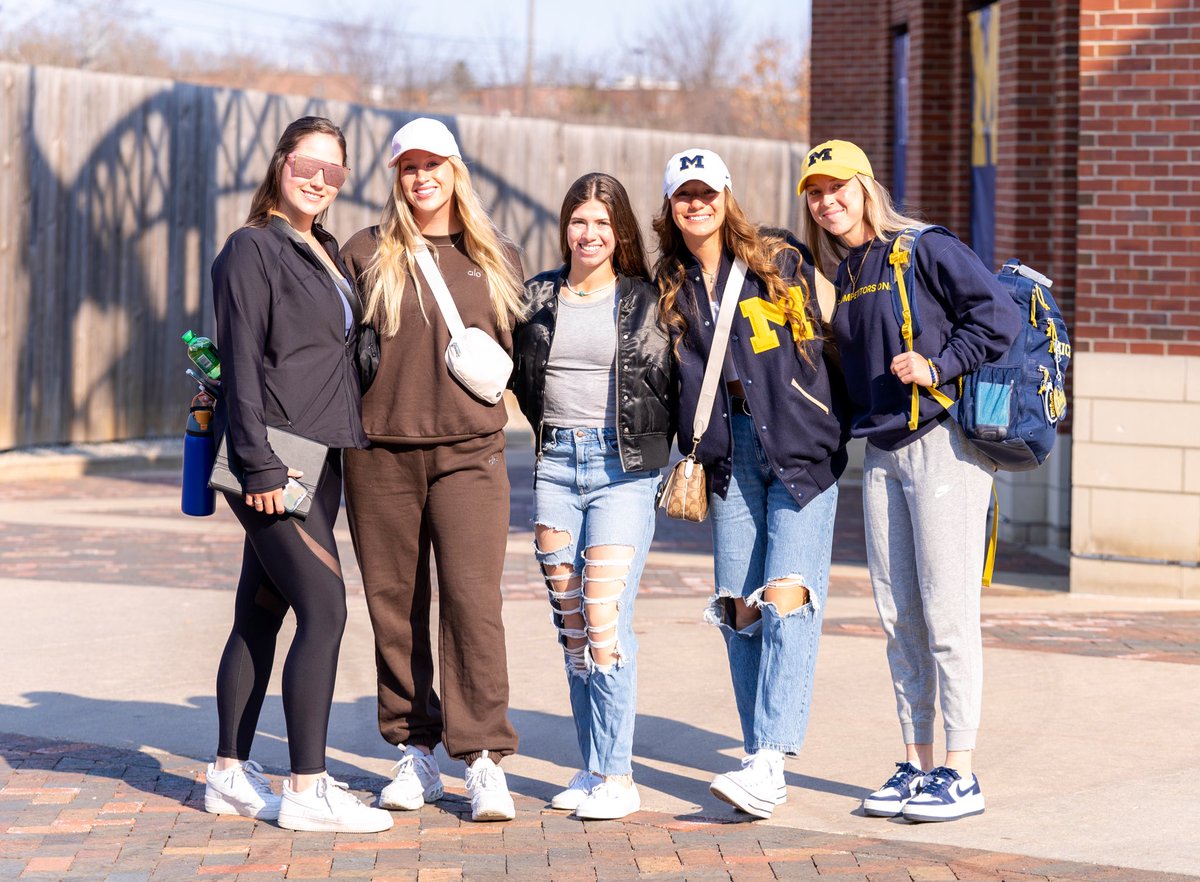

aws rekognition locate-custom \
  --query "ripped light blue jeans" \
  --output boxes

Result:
[707,411,839,756]
[533,426,659,776]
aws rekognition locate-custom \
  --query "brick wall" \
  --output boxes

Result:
[1076,0,1200,357]
[809,0,892,182]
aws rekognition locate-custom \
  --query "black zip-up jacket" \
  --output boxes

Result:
[512,269,675,472]
[212,216,368,494]
[670,245,850,509]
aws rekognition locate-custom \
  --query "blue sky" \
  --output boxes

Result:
[6,0,810,84]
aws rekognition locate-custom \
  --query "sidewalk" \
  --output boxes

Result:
[1,436,1197,881]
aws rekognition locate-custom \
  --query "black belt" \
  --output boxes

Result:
[729,396,752,416]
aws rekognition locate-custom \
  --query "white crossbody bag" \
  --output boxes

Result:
[413,246,513,405]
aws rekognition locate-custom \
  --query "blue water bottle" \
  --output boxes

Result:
[182,389,217,517]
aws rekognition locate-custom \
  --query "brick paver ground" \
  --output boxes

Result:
[2,456,1197,879]
[2,733,1193,882]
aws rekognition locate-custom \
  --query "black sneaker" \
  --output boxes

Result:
[901,766,985,822]
[862,761,925,817]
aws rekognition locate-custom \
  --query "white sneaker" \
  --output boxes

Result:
[862,762,925,817]
[378,745,444,810]
[278,777,394,833]
[550,770,603,811]
[204,760,281,820]
[901,766,985,822]
[709,752,786,820]
[574,779,640,820]
[465,751,515,822]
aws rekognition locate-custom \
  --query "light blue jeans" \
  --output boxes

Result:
[707,411,838,756]
[533,426,660,776]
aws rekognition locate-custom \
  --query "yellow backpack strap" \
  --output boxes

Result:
[982,483,999,588]
[888,233,953,430]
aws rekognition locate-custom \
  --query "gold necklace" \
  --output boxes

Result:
[845,237,875,293]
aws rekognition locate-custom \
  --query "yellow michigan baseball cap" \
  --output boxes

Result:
[796,140,874,193]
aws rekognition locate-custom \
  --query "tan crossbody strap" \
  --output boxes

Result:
[690,258,748,449]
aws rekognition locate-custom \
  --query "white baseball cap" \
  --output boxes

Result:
[662,148,733,197]
[387,118,462,168]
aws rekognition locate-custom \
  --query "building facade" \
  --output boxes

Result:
[809,0,1199,596]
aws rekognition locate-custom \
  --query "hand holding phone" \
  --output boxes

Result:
[280,477,309,514]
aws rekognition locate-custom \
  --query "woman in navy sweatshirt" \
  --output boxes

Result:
[800,140,1021,823]
[655,148,848,820]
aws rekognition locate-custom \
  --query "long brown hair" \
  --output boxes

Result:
[653,190,817,365]
[557,173,650,281]
[244,116,347,228]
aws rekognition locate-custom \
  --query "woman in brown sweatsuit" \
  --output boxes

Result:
[340,118,526,822]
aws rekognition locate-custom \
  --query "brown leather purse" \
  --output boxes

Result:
[659,451,708,522]
[657,258,747,523]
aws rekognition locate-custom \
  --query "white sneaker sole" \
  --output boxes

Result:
[709,775,785,820]
[574,797,640,820]
[204,793,279,820]
[277,810,394,833]
[903,794,985,823]
[550,790,588,811]
[378,781,444,810]
[471,803,516,822]
[861,796,905,818]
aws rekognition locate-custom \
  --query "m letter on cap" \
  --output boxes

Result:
[808,147,833,166]
[679,154,705,171]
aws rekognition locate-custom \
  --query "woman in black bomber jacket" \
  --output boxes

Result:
[204,117,390,835]
[510,172,673,821]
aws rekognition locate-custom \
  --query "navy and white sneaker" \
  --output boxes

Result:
[862,762,925,817]
[901,766,985,822]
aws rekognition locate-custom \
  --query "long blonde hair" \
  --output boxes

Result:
[363,155,526,337]
[801,173,926,277]
[653,190,817,366]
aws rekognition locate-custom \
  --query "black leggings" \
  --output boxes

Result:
[215,451,347,775]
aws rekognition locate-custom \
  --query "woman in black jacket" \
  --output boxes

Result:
[511,172,673,821]
[204,116,390,834]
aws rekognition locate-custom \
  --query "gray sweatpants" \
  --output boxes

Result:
[863,418,995,752]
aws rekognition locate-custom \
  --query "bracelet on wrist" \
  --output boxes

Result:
[927,359,940,386]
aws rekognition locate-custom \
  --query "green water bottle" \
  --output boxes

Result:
[181,330,221,381]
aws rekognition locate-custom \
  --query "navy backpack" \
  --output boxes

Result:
[888,226,1071,472]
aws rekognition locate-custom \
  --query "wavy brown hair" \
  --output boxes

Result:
[558,172,650,281]
[653,190,817,366]
[245,116,347,229]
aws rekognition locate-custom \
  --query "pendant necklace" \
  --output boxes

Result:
[846,237,875,293]
[565,278,615,298]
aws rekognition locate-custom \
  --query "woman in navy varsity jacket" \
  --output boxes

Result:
[800,140,1021,823]
[655,148,849,820]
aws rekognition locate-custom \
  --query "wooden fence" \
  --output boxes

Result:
[0,61,809,449]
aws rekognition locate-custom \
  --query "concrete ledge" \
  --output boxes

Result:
[0,438,184,482]
[0,425,539,484]
[1070,555,1200,599]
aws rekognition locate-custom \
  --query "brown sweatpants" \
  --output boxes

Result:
[344,431,518,764]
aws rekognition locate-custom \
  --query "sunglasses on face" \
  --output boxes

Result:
[287,153,349,189]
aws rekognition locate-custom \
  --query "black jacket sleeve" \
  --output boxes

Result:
[212,230,287,494]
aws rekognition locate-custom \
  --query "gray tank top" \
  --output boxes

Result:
[542,290,618,428]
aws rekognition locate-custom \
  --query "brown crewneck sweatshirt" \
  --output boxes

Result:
[341,227,521,443]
